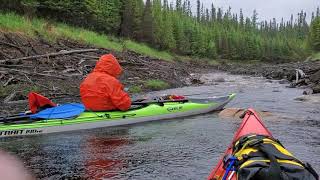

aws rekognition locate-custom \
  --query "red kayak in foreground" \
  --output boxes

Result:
[208,108,318,180]
[208,109,272,180]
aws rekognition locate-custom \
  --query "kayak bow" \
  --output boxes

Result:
[208,108,318,180]
[208,108,271,180]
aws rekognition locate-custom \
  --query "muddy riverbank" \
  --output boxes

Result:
[0,32,208,114]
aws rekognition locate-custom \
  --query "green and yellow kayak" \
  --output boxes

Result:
[0,94,235,138]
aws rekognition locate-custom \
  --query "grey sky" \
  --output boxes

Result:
[182,0,320,22]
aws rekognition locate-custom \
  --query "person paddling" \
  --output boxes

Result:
[80,54,131,111]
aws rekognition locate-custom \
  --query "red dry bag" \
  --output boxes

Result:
[28,92,56,114]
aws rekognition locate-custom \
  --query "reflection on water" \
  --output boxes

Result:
[84,136,128,179]
[82,128,133,179]
[0,73,319,179]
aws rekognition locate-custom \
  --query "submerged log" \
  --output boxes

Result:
[219,108,273,119]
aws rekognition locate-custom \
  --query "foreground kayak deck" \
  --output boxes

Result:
[0,94,235,138]
[207,109,273,180]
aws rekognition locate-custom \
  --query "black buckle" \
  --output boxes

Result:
[248,139,263,147]
[233,136,250,152]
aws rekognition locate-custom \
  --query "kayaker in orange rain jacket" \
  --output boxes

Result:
[80,54,131,111]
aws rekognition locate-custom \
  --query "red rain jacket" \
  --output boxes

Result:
[80,54,131,111]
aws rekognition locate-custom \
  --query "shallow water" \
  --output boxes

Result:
[0,73,319,179]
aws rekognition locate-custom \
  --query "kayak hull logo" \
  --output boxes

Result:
[0,129,43,137]
[167,106,183,112]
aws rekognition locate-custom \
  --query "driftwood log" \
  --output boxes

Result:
[0,67,67,80]
[0,49,99,63]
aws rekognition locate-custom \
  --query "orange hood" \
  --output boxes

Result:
[93,54,123,78]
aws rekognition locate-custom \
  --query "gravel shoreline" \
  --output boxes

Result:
[214,60,320,94]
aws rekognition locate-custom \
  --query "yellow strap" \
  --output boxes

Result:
[234,138,296,159]
[235,148,258,161]
[240,159,304,169]
[263,139,295,157]
[234,138,302,168]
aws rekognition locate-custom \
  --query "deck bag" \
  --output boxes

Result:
[28,92,56,114]
[232,134,319,180]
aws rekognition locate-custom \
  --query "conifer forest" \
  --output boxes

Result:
[1,0,320,61]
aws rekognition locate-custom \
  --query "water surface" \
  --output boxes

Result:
[1,73,319,179]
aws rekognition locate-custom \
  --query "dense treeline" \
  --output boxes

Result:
[309,16,320,51]
[1,0,319,61]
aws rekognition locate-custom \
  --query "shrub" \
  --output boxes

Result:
[144,79,169,90]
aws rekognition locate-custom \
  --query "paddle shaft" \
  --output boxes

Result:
[0,115,30,123]
[131,99,188,105]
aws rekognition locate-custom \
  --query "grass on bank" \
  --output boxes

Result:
[309,52,320,61]
[125,40,173,61]
[0,12,173,61]
[144,79,170,91]
[128,85,142,94]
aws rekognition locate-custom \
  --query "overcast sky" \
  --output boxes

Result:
[174,0,320,22]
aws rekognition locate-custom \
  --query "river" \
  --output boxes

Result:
[0,73,319,179]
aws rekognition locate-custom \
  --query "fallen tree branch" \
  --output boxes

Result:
[3,91,17,104]
[4,100,28,105]
[0,70,8,74]
[2,34,26,55]
[3,77,15,87]
[75,54,99,59]
[0,64,33,68]
[0,67,67,80]
[0,49,99,63]
[3,94,80,105]
[48,92,80,98]
[119,61,144,66]
[78,59,86,65]
[295,69,306,83]
[0,50,12,59]
[23,74,51,90]
[0,40,21,49]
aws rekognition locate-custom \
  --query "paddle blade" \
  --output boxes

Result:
[30,103,85,119]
